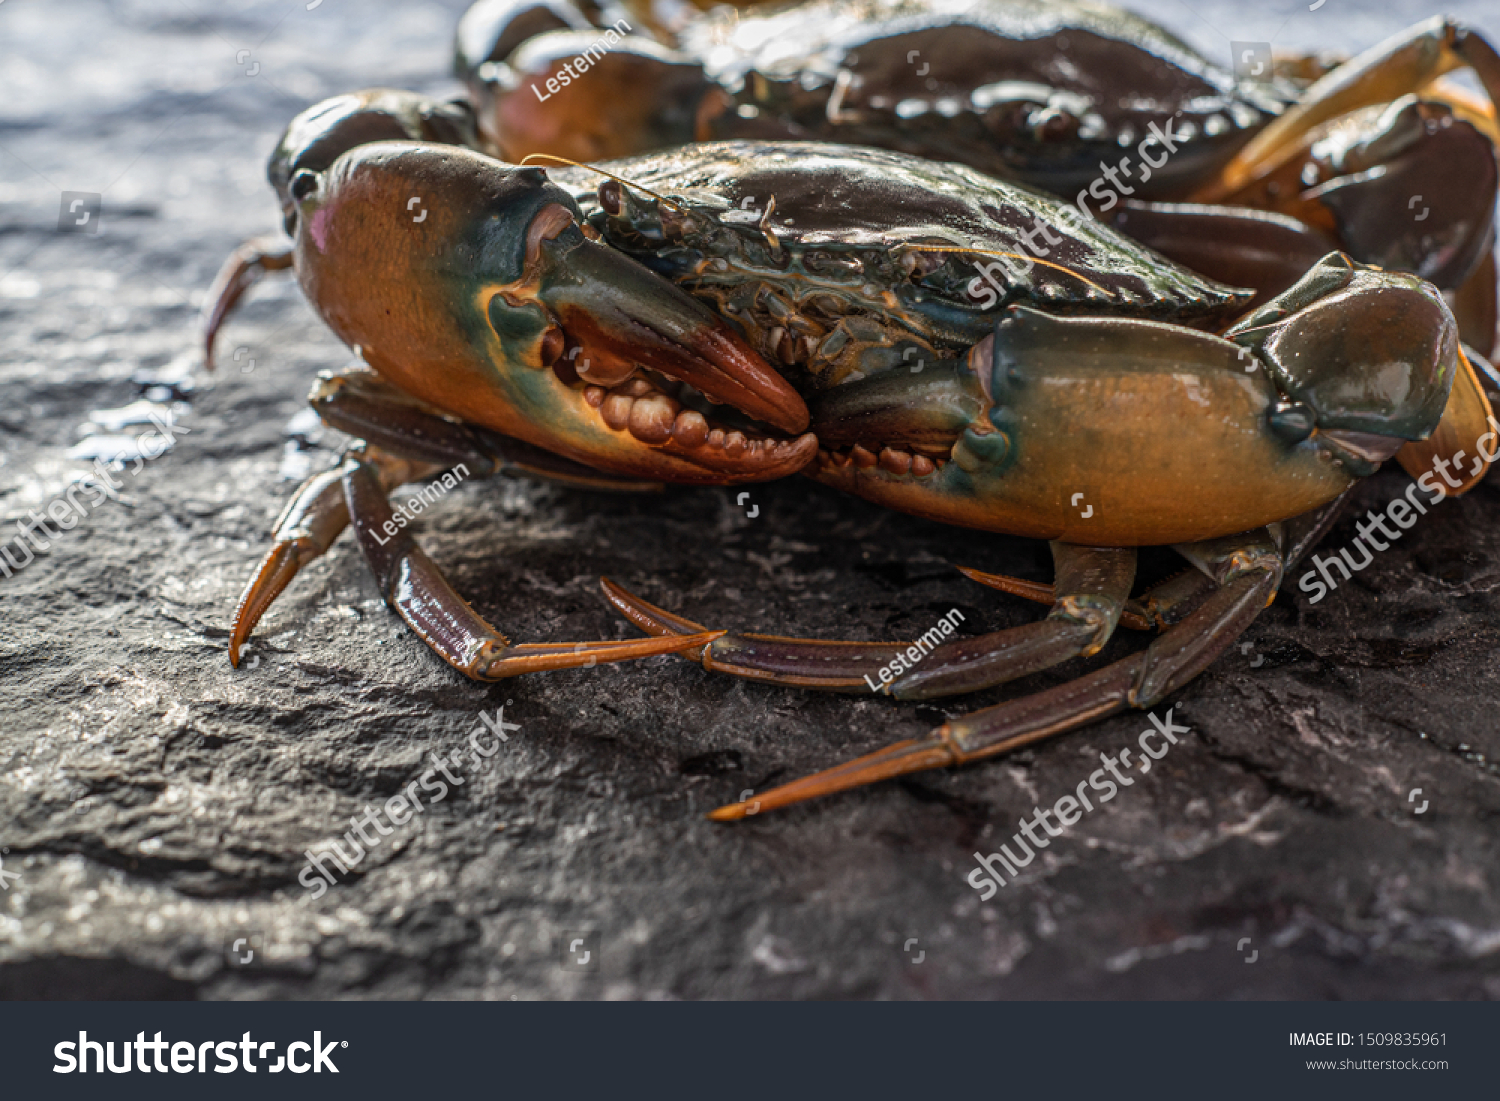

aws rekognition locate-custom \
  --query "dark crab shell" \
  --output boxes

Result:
[554,140,1252,387]
[681,0,1295,199]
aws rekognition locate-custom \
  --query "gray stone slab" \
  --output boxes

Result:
[1,0,1497,999]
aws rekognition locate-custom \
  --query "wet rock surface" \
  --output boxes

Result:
[1,0,1498,999]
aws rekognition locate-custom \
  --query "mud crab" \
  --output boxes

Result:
[203,84,1494,818]
[455,0,1500,351]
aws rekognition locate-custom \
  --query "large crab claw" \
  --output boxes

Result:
[283,140,814,483]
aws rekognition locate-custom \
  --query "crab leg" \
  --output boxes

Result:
[707,498,1351,820]
[340,459,719,679]
[960,562,1216,633]
[602,544,1136,699]
[229,447,431,668]
[201,236,293,370]
[1199,17,1500,202]
[230,370,712,674]
[306,371,668,491]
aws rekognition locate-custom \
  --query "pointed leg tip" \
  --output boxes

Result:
[599,576,650,613]
[712,737,959,817]
[707,793,766,821]
[598,577,715,645]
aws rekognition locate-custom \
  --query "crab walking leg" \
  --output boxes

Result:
[1199,18,1500,202]
[229,447,439,667]
[890,545,1134,700]
[230,370,670,668]
[601,545,1135,698]
[343,461,719,679]
[958,563,1213,634]
[308,371,666,492]
[956,511,1357,632]
[706,499,1356,821]
[603,577,922,690]
[202,236,293,370]
[706,531,1279,819]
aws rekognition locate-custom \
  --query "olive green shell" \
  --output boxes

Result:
[556,140,1251,388]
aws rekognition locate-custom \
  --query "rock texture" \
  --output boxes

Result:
[1,0,1497,999]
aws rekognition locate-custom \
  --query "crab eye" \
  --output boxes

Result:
[290,169,319,201]
[598,180,622,216]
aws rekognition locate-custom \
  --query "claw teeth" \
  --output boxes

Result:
[583,372,814,474]
[821,443,947,477]
[629,393,680,443]
[601,391,634,430]
[878,447,912,475]
[672,409,710,448]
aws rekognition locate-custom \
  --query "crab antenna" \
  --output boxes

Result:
[519,153,686,213]
[898,244,1112,296]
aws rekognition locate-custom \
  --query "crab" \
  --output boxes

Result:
[454,0,1500,353]
[202,86,1494,818]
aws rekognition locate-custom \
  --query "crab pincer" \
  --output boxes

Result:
[219,94,816,675]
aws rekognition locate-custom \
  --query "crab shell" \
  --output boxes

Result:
[554,141,1457,544]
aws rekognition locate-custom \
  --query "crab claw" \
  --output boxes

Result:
[285,142,815,485]
[546,236,808,434]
